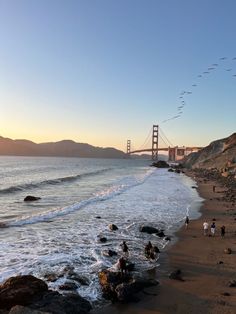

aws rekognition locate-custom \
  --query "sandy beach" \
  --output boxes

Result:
[93,170,236,314]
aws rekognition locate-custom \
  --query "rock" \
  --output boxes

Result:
[0,275,48,309]
[191,186,197,189]
[9,305,50,314]
[139,226,159,234]
[102,249,117,257]
[59,282,78,291]
[98,270,158,303]
[169,269,184,281]
[222,292,231,296]
[224,248,232,254]
[126,262,135,272]
[24,196,41,202]
[168,168,174,172]
[218,261,224,264]
[67,272,89,286]
[151,161,169,168]
[95,216,101,219]
[156,231,165,238]
[43,273,58,283]
[30,291,92,314]
[165,236,171,241]
[99,237,107,243]
[228,280,236,287]
[109,224,118,231]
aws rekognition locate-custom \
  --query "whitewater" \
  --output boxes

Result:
[0,156,202,302]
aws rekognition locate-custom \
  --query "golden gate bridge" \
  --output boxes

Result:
[126,125,202,161]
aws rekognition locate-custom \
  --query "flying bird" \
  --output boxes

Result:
[198,75,202,77]
[192,84,197,87]
[226,69,232,71]
[203,71,209,74]
[219,57,227,60]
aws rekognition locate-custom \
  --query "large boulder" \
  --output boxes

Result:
[151,161,169,168]
[0,275,48,309]
[0,275,92,314]
[139,226,159,234]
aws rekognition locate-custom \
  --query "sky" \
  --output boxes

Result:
[0,0,236,152]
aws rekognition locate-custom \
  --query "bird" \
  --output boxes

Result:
[219,57,227,60]
[192,84,197,87]
[203,71,209,74]
[226,69,232,71]
[198,75,202,77]
[212,63,218,66]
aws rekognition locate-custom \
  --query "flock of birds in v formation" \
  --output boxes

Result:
[162,56,236,123]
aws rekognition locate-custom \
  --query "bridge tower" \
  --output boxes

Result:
[152,125,159,160]
[126,140,131,155]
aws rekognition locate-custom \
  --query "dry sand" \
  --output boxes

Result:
[93,170,236,314]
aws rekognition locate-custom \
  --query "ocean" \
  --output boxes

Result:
[0,156,202,303]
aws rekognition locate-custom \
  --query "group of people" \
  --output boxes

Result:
[203,220,226,237]
[185,215,226,238]
[117,240,160,274]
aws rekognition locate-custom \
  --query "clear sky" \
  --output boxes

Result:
[0,0,236,152]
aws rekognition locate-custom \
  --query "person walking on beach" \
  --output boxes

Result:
[210,222,216,236]
[185,216,190,229]
[221,225,226,238]
[203,221,209,236]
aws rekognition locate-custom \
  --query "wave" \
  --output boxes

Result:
[8,168,155,227]
[0,168,112,195]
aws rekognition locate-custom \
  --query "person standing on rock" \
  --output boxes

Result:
[118,257,127,275]
[120,241,129,257]
[203,221,209,236]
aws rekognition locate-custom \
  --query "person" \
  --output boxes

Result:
[203,221,209,236]
[120,241,129,256]
[213,185,216,193]
[210,222,216,236]
[185,216,190,229]
[117,257,127,275]
[221,225,226,238]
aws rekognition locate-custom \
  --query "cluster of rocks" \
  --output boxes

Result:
[0,275,92,314]
[98,270,158,303]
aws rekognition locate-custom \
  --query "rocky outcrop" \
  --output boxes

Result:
[98,270,158,302]
[0,275,91,314]
[151,160,169,168]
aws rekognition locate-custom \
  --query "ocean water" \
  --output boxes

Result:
[0,156,202,302]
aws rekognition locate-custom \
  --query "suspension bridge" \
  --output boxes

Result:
[126,125,202,161]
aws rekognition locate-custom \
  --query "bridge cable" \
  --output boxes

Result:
[159,127,174,147]
[138,127,153,150]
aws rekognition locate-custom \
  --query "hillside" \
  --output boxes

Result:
[0,136,127,159]
[183,133,236,172]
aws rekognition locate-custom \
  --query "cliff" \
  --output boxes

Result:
[183,133,236,172]
[0,136,127,159]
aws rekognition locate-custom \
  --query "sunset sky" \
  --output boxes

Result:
[0,0,236,152]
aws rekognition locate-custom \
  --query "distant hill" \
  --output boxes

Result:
[0,136,127,159]
[183,133,236,171]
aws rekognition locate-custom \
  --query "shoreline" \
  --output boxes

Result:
[93,170,236,314]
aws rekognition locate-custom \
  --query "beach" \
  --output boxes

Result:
[94,170,236,314]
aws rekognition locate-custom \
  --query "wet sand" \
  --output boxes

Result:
[93,170,236,314]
